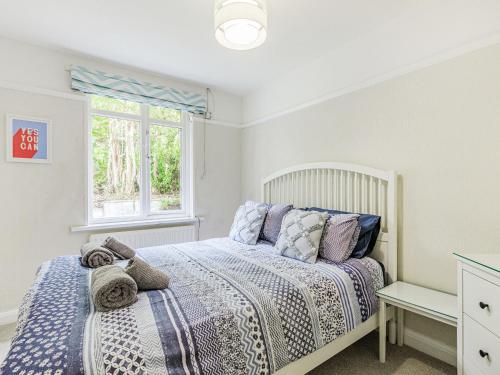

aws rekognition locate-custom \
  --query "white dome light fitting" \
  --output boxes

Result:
[214,0,268,51]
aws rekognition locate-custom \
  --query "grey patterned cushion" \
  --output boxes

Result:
[319,214,360,263]
[259,204,293,245]
[229,201,267,245]
[275,209,328,264]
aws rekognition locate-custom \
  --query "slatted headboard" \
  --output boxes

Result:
[262,162,398,283]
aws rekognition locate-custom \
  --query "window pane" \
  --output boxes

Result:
[149,105,181,122]
[150,125,181,212]
[92,115,141,218]
[91,95,141,115]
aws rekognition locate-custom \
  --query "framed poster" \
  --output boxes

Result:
[6,115,51,163]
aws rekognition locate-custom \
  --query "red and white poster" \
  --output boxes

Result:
[6,115,51,163]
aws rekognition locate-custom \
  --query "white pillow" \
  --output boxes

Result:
[229,201,268,245]
[274,209,328,263]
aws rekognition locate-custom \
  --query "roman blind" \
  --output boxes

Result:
[70,66,207,114]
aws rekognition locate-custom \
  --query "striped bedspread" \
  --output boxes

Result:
[1,237,383,375]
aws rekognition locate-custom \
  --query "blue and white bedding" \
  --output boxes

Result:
[0,237,384,375]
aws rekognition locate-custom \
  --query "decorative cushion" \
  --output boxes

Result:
[229,201,267,245]
[259,204,293,245]
[348,224,362,255]
[275,209,328,264]
[306,207,381,258]
[319,214,360,262]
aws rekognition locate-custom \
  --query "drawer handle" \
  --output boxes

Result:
[479,350,489,359]
[479,302,490,310]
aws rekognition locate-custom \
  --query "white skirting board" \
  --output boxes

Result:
[403,327,457,367]
[0,309,18,326]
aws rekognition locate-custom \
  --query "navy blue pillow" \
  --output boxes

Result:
[306,207,381,258]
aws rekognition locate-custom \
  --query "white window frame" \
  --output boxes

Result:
[86,96,193,225]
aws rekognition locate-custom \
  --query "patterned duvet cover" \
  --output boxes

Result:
[1,237,384,375]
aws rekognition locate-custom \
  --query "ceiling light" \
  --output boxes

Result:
[214,0,268,51]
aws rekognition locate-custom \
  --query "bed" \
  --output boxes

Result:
[0,162,398,375]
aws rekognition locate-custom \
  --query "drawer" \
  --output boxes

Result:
[463,315,500,375]
[463,270,500,337]
[464,360,487,375]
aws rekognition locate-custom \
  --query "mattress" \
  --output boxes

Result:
[0,237,384,375]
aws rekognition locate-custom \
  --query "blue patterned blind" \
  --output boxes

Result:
[70,66,207,114]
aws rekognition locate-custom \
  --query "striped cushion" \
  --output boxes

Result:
[319,214,360,263]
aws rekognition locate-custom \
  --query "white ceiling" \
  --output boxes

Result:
[0,1,499,97]
[0,0,419,95]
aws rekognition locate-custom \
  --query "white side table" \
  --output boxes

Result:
[376,281,457,363]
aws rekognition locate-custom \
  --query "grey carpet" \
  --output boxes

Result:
[0,323,454,374]
[0,324,16,364]
[309,332,455,375]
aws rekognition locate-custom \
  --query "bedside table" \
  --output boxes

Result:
[454,253,500,375]
[376,281,457,363]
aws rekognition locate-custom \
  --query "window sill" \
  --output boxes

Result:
[70,216,203,233]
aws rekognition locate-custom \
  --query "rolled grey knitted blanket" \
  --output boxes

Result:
[125,257,169,290]
[91,265,138,312]
[80,242,114,268]
[102,236,136,259]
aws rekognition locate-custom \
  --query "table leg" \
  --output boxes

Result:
[397,308,404,347]
[379,299,386,363]
[389,319,397,345]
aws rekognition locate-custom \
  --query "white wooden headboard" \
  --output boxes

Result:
[262,162,398,283]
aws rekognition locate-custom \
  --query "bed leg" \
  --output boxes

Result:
[379,300,386,363]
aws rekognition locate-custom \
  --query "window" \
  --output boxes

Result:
[88,95,192,223]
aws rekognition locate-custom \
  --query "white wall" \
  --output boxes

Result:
[241,42,500,355]
[243,1,500,125]
[0,37,242,125]
[0,37,242,313]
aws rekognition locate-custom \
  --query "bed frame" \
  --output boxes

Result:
[261,162,398,374]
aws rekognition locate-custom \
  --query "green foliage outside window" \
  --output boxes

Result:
[92,116,140,201]
[150,105,181,122]
[91,95,140,114]
[150,125,181,196]
[91,101,181,213]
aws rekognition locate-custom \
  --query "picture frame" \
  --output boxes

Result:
[5,115,51,164]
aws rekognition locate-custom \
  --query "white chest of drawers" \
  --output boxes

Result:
[455,253,500,375]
